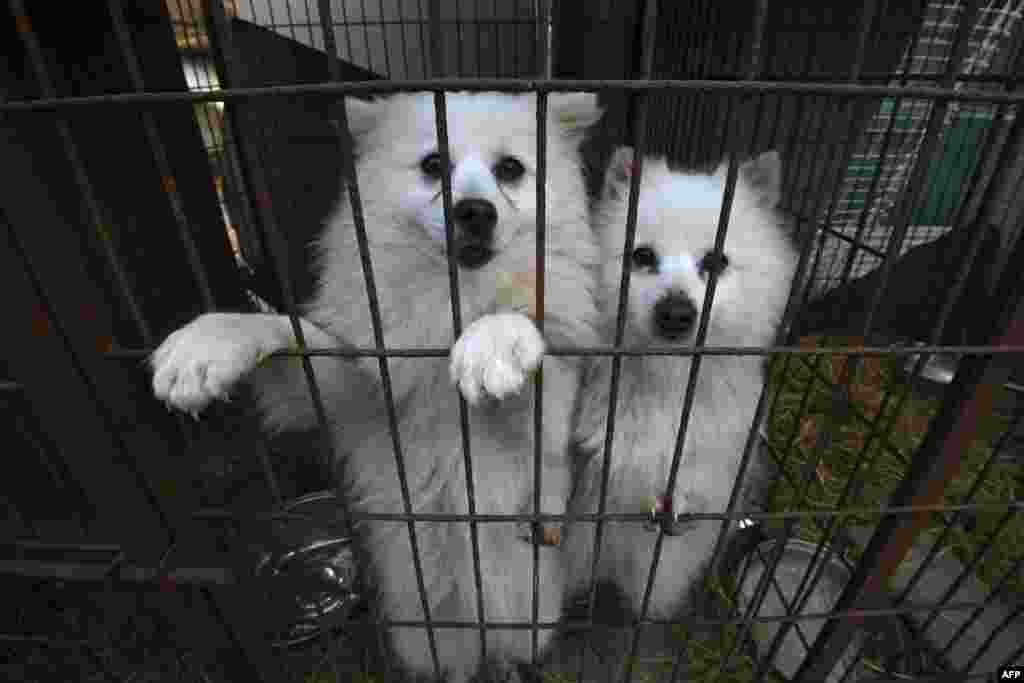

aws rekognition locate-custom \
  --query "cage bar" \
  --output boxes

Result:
[3,3,1024,681]
[627,1,772,680]
[576,0,659,678]
[432,89,489,664]
[530,89,548,667]
[15,78,1024,114]
[3,189,173,553]
[105,0,286,507]
[769,7,1019,677]
[794,253,1024,678]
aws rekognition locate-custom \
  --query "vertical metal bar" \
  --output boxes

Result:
[758,8,986,677]
[429,0,445,78]
[7,0,192,540]
[264,0,279,32]
[512,0,521,76]
[893,407,1024,608]
[537,0,552,78]
[964,599,1024,672]
[793,266,1024,680]
[199,586,274,682]
[9,0,155,342]
[432,90,489,665]
[357,0,374,74]
[918,505,1018,634]
[489,0,498,77]
[337,0,354,63]
[302,0,315,46]
[737,7,889,677]
[623,4,768,681]
[206,0,337,479]
[105,0,284,507]
[313,0,421,675]
[529,90,548,667]
[944,551,1024,657]
[281,0,298,41]
[416,0,430,80]
[575,1,659,680]
[779,88,1019,628]
[377,0,392,77]
[396,0,412,80]
[702,11,879,683]
[106,0,216,311]
[857,0,979,342]
[3,205,175,544]
[655,162,747,683]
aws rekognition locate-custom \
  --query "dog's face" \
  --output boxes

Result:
[598,149,797,347]
[343,92,602,271]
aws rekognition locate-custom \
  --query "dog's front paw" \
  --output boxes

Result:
[449,312,544,405]
[151,313,280,414]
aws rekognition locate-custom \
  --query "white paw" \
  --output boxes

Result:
[151,313,280,414]
[449,313,544,405]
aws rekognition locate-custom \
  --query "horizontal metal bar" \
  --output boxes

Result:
[106,343,1024,361]
[855,673,1003,683]
[187,596,1016,632]
[0,634,92,648]
[0,558,235,586]
[4,78,1024,113]
[193,498,1023,525]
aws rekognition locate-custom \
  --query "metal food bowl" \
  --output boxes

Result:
[735,536,928,681]
[735,537,859,682]
[253,490,363,649]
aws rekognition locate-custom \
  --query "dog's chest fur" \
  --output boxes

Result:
[579,354,762,512]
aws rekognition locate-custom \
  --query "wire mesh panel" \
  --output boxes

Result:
[2,1,1024,682]
[814,0,1024,296]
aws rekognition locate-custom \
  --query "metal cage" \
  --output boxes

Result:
[2,0,1024,681]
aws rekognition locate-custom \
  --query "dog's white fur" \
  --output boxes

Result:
[564,148,796,619]
[151,92,603,681]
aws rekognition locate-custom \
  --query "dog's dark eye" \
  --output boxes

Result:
[494,156,526,182]
[631,245,659,272]
[698,250,729,278]
[420,152,445,179]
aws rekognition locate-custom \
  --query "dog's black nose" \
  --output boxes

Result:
[654,295,698,339]
[453,198,497,242]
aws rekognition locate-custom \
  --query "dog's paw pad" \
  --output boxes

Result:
[151,314,270,414]
[450,313,544,405]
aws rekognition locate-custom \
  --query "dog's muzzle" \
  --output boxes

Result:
[453,198,497,269]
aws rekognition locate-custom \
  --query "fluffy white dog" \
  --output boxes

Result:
[151,92,603,682]
[565,147,796,621]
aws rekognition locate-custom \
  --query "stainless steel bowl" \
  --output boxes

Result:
[253,490,362,649]
[735,537,859,682]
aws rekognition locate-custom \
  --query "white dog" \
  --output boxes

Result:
[151,92,603,682]
[564,148,796,622]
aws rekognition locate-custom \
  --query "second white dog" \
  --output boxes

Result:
[565,148,797,620]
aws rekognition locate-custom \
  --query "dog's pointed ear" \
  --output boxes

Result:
[603,146,636,200]
[740,150,782,208]
[548,92,604,137]
[336,97,383,139]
